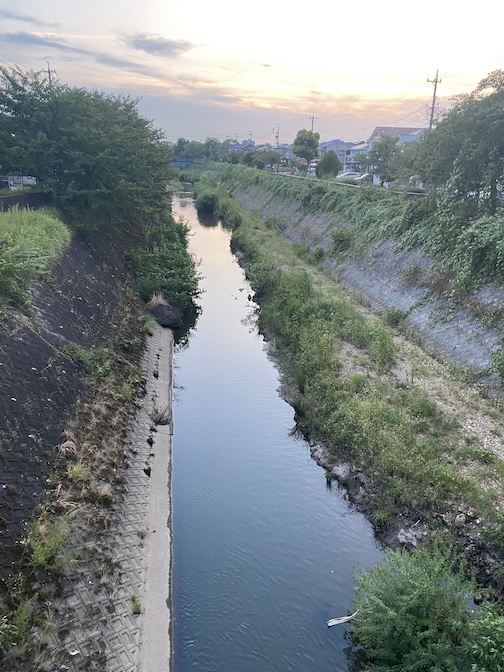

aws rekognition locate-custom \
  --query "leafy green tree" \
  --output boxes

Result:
[413,70,504,216]
[0,66,200,312]
[242,151,255,167]
[203,137,223,159]
[252,148,281,170]
[0,66,172,233]
[366,136,400,185]
[388,142,421,185]
[315,150,341,178]
[292,129,320,171]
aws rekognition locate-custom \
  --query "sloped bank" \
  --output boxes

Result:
[0,225,177,669]
[0,232,135,586]
[231,182,503,383]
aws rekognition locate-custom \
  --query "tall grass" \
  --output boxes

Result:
[0,207,71,309]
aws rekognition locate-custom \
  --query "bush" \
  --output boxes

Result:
[316,150,342,179]
[353,546,474,672]
[195,191,219,214]
[28,517,71,572]
[353,545,504,672]
[129,214,200,309]
[331,228,353,256]
[0,615,18,653]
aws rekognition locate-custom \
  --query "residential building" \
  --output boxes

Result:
[319,138,356,170]
[367,127,427,149]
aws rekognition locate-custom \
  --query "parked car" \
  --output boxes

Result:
[355,173,371,182]
[336,172,360,179]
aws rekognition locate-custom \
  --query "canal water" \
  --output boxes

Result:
[171,196,384,672]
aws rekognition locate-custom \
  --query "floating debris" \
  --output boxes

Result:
[327,610,358,627]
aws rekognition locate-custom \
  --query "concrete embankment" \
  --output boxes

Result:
[47,324,173,671]
[232,183,504,384]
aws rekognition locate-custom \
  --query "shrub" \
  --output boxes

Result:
[352,546,475,672]
[129,214,200,309]
[331,228,353,256]
[195,191,218,214]
[0,615,18,653]
[28,517,71,572]
[383,307,406,327]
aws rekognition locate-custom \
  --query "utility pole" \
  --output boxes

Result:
[427,69,441,130]
[309,113,317,132]
[273,125,280,147]
[46,61,57,86]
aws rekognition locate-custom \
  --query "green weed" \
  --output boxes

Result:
[28,517,71,572]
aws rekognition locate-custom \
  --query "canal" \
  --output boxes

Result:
[171,195,384,672]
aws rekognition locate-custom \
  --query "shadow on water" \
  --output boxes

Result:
[173,301,201,350]
[196,211,219,227]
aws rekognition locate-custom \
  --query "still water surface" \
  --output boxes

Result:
[171,196,384,672]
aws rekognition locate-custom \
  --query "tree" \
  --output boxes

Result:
[366,135,400,185]
[315,150,341,179]
[413,69,504,216]
[0,66,172,233]
[252,148,281,170]
[292,129,320,171]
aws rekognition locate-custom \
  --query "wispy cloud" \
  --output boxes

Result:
[0,31,89,55]
[0,9,60,28]
[123,34,196,57]
[0,31,167,79]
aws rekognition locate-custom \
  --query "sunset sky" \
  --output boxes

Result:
[1,0,503,145]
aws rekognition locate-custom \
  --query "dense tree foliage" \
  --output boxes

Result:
[366,136,400,185]
[292,129,320,169]
[315,150,341,178]
[0,66,172,233]
[414,70,504,216]
[0,66,200,310]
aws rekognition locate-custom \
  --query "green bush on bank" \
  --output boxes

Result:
[0,207,71,310]
[128,214,200,309]
[353,545,504,672]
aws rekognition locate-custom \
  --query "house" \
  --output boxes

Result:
[3,175,37,190]
[367,127,427,149]
[273,143,294,161]
[319,138,356,170]
[227,139,255,153]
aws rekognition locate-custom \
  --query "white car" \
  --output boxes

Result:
[336,172,360,179]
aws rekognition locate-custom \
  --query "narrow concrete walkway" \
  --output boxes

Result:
[139,325,173,671]
[50,324,173,671]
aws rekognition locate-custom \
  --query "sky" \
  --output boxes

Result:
[1,0,503,146]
